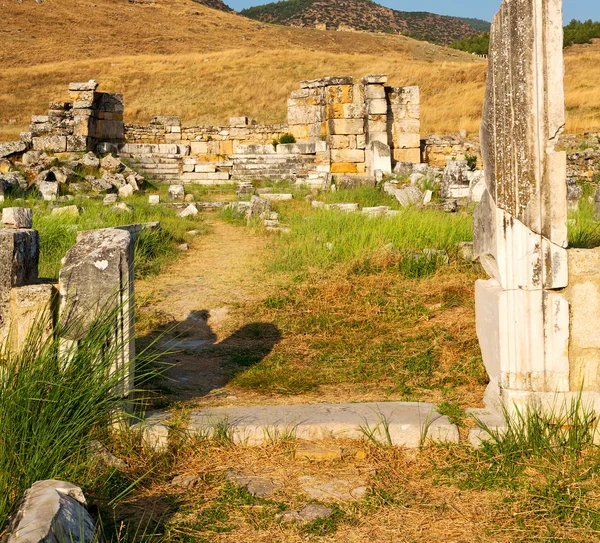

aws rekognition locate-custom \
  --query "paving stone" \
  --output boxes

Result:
[278,504,334,525]
[299,475,369,501]
[225,470,282,498]
[188,402,459,447]
[171,475,200,489]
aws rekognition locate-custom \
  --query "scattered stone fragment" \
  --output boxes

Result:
[100,154,124,173]
[247,195,272,220]
[2,172,27,191]
[103,194,118,205]
[180,204,199,218]
[171,475,200,489]
[362,206,390,216]
[168,184,185,201]
[102,172,127,189]
[0,159,11,175]
[184,194,195,203]
[458,242,474,262]
[187,230,201,236]
[34,169,56,185]
[50,166,75,184]
[2,207,33,229]
[225,470,282,498]
[79,152,100,168]
[262,193,293,201]
[441,199,459,213]
[299,475,369,501]
[112,202,134,213]
[278,504,334,525]
[118,184,135,198]
[423,190,433,205]
[4,480,100,543]
[0,141,27,159]
[38,181,59,201]
[148,194,160,205]
[394,185,423,207]
[295,443,342,461]
[52,205,81,218]
[88,440,128,471]
[21,150,45,165]
[88,176,113,194]
[177,243,189,251]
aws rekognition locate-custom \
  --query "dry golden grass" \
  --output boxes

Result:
[2,0,598,141]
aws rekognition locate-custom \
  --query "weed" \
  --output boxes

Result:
[437,401,466,427]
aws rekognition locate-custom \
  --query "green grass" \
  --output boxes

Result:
[0,302,160,533]
[568,181,600,248]
[435,399,600,540]
[270,207,473,273]
[0,194,209,279]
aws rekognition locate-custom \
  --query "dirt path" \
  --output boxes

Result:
[137,219,281,406]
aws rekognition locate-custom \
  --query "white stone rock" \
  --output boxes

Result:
[148,194,160,205]
[2,207,33,229]
[168,184,185,201]
[180,204,199,218]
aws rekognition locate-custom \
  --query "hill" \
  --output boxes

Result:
[240,0,481,44]
[192,0,234,11]
[0,0,598,140]
[456,17,491,33]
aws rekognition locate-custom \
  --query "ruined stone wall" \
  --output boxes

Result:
[124,115,286,154]
[421,134,481,168]
[287,75,421,175]
[25,81,124,154]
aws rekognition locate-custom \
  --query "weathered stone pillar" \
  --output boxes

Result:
[58,229,135,400]
[386,86,421,165]
[474,0,571,411]
[0,228,39,341]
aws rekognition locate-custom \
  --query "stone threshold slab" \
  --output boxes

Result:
[187,402,459,448]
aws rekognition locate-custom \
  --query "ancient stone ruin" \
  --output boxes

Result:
[474,0,600,414]
[0,207,137,402]
[16,75,420,188]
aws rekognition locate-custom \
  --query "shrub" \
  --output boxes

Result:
[278,133,296,145]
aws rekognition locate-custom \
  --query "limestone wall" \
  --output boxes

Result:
[287,75,421,175]
[25,81,124,154]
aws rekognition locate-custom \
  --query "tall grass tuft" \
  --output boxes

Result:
[0,303,155,532]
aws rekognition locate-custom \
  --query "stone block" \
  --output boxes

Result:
[331,163,358,174]
[6,284,57,353]
[367,99,388,115]
[2,207,33,229]
[362,74,388,85]
[66,135,88,152]
[0,141,27,159]
[168,184,185,201]
[393,148,421,164]
[32,136,67,153]
[366,141,392,176]
[148,195,160,205]
[330,149,365,163]
[564,248,600,391]
[69,80,98,92]
[328,119,364,136]
[0,229,39,332]
[365,85,386,100]
[393,132,421,149]
[39,181,59,201]
[188,402,459,447]
[59,228,135,398]
[4,480,99,543]
[289,125,309,140]
[190,141,209,155]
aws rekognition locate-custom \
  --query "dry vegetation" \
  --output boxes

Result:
[1,0,598,141]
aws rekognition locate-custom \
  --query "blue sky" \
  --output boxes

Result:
[227,0,600,22]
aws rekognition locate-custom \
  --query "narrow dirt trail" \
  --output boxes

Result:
[137,219,282,406]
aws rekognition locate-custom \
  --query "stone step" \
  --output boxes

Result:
[134,402,460,451]
[125,157,181,165]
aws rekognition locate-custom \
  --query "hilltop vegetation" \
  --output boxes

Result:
[192,0,233,11]
[456,17,491,33]
[241,0,481,44]
[451,19,600,55]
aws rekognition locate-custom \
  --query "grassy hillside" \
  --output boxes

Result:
[0,0,598,140]
[457,17,491,33]
[241,0,481,44]
[192,0,234,12]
